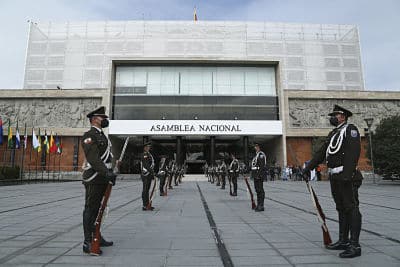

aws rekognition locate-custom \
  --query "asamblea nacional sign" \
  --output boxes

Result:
[109,120,282,136]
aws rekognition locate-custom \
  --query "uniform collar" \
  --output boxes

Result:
[91,126,102,133]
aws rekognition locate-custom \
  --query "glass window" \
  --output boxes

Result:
[115,65,276,96]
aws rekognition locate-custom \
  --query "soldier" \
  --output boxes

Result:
[141,142,155,210]
[302,105,362,258]
[220,160,227,189]
[228,153,240,196]
[166,159,174,189]
[251,143,266,212]
[81,106,116,255]
[157,156,167,196]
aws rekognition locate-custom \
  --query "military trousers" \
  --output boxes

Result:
[141,175,153,207]
[83,183,108,242]
[253,177,265,205]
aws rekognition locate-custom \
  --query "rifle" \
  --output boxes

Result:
[90,137,129,256]
[287,143,332,246]
[163,173,168,196]
[244,176,256,209]
[228,173,233,196]
[147,176,158,210]
[306,180,332,246]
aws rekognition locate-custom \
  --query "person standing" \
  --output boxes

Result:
[81,106,116,255]
[141,142,155,210]
[228,154,240,196]
[157,156,167,196]
[220,160,227,189]
[251,143,266,212]
[302,104,362,258]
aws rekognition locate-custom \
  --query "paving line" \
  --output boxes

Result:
[196,182,234,267]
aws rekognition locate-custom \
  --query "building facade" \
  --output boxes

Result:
[0,20,398,175]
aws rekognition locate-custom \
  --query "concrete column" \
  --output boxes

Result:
[243,136,249,167]
[176,136,182,165]
[210,136,215,165]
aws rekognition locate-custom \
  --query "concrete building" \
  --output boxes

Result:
[1,20,399,175]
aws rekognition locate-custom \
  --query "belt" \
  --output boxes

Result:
[328,166,343,175]
[105,163,112,169]
[251,167,259,170]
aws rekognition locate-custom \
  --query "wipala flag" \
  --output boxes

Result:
[37,129,42,153]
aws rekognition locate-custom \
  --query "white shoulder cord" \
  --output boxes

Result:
[326,125,348,156]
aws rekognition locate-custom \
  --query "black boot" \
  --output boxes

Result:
[326,211,350,250]
[255,203,264,212]
[100,236,114,247]
[340,208,362,258]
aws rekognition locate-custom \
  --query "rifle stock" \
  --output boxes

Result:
[307,181,332,246]
[90,183,112,255]
[244,176,256,209]
[90,137,130,255]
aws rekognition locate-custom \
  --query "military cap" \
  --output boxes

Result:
[143,141,152,147]
[253,142,261,147]
[328,104,353,117]
[86,106,108,119]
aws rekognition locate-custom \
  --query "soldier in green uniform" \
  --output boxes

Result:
[81,106,116,255]
[141,142,155,210]
[251,143,266,212]
[303,105,362,258]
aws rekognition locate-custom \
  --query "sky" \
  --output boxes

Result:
[0,0,399,90]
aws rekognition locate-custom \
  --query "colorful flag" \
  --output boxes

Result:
[37,129,42,153]
[44,130,49,154]
[56,135,62,154]
[49,132,57,153]
[0,117,3,145]
[15,121,20,149]
[7,119,13,149]
[23,123,28,149]
[32,128,40,150]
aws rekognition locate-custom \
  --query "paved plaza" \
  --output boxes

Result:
[0,175,399,266]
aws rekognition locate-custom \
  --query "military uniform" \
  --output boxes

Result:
[251,145,266,211]
[229,158,240,196]
[81,106,115,254]
[141,143,155,210]
[157,157,167,196]
[304,105,362,258]
[220,161,227,189]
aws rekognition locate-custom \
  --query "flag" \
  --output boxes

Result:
[49,132,57,153]
[23,123,28,149]
[0,117,3,145]
[7,119,13,149]
[15,121,21,149]
[32,128,40,150]
[193,7,198,21]
[37,129,42,153]
[44,130,49,154]
[56,135,62,154]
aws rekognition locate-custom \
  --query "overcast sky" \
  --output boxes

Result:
[0,0,399,90]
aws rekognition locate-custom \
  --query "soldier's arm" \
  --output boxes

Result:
[305,135,330,171]
[82,133,108,177]
[342,124,361,179]
[142,153,152,172]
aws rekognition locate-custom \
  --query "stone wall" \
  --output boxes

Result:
[285,90,400,136]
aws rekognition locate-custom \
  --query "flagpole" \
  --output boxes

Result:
[19,123,26,181]
[28,128,33,181]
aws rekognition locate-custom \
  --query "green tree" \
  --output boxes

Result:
[367,115,400,179]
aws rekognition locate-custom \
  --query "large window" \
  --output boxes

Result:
[115,65,276,96]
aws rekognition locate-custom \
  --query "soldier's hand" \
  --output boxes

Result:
[106,170,117,186]
[301,169,310,182]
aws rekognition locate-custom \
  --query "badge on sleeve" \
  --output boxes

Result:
[351,130,358,137]
[84,137,93,144]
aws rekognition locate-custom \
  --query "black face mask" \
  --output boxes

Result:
[100,118,109,128]
[329,116,339,127]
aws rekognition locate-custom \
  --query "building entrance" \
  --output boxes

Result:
[110,135,283,174]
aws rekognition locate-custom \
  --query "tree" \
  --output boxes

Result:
[367,115,400,179]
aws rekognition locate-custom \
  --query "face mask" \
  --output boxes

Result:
[329,116,339,127]
[101,118,109,128]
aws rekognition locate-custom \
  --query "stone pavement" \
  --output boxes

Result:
[0,175,399,266]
